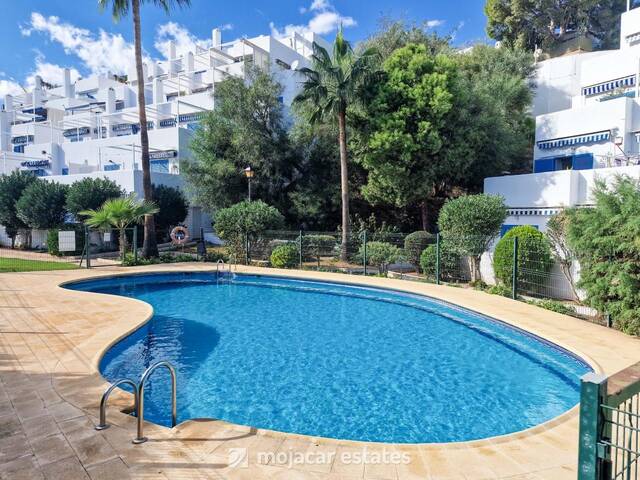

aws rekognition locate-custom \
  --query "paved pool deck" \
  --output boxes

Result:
[0,264,638,480]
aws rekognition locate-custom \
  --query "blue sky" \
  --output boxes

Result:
[0,0,488,96]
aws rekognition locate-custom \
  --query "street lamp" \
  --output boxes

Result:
[244,166,254,202]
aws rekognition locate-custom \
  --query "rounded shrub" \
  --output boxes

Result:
[419,242,459,280]
[303,234,337,261]
[270,243,299,269]
[357,241,404,273]
[493,225,553,287]
[404,231,432,268]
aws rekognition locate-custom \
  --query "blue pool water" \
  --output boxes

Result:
[68,272,590,443]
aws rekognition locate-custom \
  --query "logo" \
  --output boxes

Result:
[228,448,248,469]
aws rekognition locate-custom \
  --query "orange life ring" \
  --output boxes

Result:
[170,226,190,245]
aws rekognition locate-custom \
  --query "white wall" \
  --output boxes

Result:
[485,164,640,209]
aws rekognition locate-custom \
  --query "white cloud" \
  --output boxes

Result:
[23,12,147,76]
[426,19,445,28]
[155,22,211,59]
[271,0,356,38]
[220,23,234,32]
[25,52,81,89]
[0,78,23,97]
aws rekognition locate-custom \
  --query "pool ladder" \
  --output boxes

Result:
[215,258,234,279]
[95,360,177,444]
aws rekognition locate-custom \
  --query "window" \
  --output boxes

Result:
[275,59,291,70]
[500,224,538,237]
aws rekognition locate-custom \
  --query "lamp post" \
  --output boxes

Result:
[244,166,254,202]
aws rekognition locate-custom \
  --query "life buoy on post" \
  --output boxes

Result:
[170,226,190,245]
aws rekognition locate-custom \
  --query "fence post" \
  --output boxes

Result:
[85,226,91,269]
[298,230,303,270]
[363,230,368,276]
[133,227,138,264]
[577,373,608,480]
[511,236,519,299]
[244,232,249,265]
[435,233,441,285]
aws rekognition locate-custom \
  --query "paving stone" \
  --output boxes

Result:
[0,433,32,464]
[0,414,22,438]
[21,414,60,440]
[0,454,44,480]
[41,456,90,480]
[86,457,131,480]
[30,432,76,467]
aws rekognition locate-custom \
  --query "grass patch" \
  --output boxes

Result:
[0,257,79,273]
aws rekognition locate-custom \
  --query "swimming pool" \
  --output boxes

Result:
[68,272,590,443]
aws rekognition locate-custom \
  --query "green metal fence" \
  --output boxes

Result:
[578,363,640,480]
[0,226,87,272]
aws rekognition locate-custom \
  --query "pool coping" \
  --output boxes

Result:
[4,263,639,479]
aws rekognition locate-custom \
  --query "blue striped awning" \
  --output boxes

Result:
[537,131,610,150]
[582,75,636,97]
[178,112,206,123]
[627,32,640,45]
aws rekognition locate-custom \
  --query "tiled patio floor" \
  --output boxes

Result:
[0,264,638,479]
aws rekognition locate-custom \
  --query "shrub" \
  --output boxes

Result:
[16,180,68,229]
[204,249,228,263]
[493,225,553,287]
[270,243,299,268]
[214,201,285,263]
[357,241,404,273]
[0,171,38,247]
[152,184,189,236]
[487,284,512,297]
[419,242,459,280]
[303,235,337,263]
[404,231,432,268]
[66,177,123,219]
[530,299,573,316]
[566,176,640,335]
[438,194,507,282]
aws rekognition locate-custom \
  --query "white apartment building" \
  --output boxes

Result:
[0,28,326,245]
[485,5,640,235]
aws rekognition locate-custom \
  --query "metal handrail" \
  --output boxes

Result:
[133,361,177,444]
[95,378,139,431]
[215,259,225,277]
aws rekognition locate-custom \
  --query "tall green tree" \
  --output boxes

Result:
[287,105,342,230]
[66,177,123,219]
[451,45,535,183]
[151,184,188,232]
[0,171,37,248]
[356,43,534,229]
[16,181,68,230]
[294,28,379,260]
[185,69,296,215]
[357,43,458,230]
[485,0,628,52]
[358,18,452,58]
[98,0,190,258]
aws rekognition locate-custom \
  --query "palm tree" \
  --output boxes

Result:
[294,29,378,261]
[81,195,159,259]
[98,0,190,258]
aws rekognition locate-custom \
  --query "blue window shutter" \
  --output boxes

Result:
[572,153,594,170]
[534,158,556,173]
[500,225,517,237]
